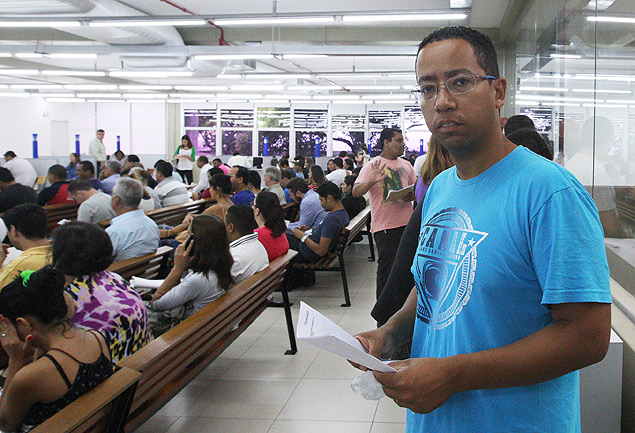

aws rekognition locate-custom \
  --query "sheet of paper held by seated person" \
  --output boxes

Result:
[297,302,396,373]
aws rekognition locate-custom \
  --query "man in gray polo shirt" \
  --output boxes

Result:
[68,179,117,224]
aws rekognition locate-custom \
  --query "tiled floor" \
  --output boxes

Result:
[135,243,407,433]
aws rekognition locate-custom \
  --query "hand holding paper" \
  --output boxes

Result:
[297,302,396,373]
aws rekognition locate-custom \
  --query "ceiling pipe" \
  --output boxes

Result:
[157,0,227,46]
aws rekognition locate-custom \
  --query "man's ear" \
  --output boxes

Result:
[493,77,507,110]
[226,222,235,234]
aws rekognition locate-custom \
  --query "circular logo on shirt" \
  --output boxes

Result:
[414,207,488,330]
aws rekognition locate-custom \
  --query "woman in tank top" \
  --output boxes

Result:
[0,267,115,433]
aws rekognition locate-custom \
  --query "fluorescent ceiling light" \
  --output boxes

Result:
[550,53,582,59]
[516,100,540,105]
[120,85,173,90]
[11,84,63,90]
[0,85,7,89]
[127,99,166,103]
[232,85,285,91]
[572,89,631,94]
[342,13,467,22]
[33,93,76,98]
[346,85,402,90]
[282,55,327,59]
[169,93,217,98]
[16,53,43,58]
[65,84,117,90]
[362,94,412,99]
[516,94,599,102]
[0,53,11,57]
[587,16,635,23]
[123,93,168,99]
[0,93,29,97]
[313,94,360,100]
[46,98,85,103]
[519,86,568,92]
[216,93,263,99]
[0,69,39,75]
[77,93,123,98]
[540,102,581,107]
[194,54,274,61]
[606,99,635,104]
[43,70,106,76]
[174,85,227,91]
[212,17,335,26]
[90,19,206,27]
[265,94,312,100]
[168,99,208,103]
[245,73,312,80]
[86,99,124,103]
[109,71,192,78]
[373,100,414,104]
[46,54,98,59]
[582,103,628,108]
[216,74,242,79]
[0,21,80,28]
[330,100,371,104]
[287,85,341,91]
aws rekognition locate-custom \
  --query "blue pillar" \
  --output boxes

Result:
[116,135,121,151]
[314,137,320,158]
[263,136,269,157]
[32,134,38,158]
[75,134,80,154]
[419,138,424,156]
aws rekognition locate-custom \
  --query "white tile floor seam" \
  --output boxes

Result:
[137,243,407,433]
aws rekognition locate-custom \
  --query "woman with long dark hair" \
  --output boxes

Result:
[253,191,289,261]
[308,165,326,191]
[66,153,81,180]
[0,267,114,432]
[173,134,196,184]
[150,215,233,317]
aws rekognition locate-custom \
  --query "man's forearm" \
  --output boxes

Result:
[352,180,375,197]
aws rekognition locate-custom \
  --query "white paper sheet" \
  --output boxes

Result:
[297,302,396,373]
[385,184,414,202]
[130,276,164,290]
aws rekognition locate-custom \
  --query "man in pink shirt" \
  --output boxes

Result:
[212,158,231,175]
[353,128,416,300]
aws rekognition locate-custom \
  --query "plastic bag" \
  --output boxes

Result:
[350,371,386,401]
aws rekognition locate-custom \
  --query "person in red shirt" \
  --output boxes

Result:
[253,191,289,262]
[36,164,76,206]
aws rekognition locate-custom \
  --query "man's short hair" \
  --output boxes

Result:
[198,155,209,164]
[68,179,93,194]
[97,129,105,133]
[112,177,143,208]
[378,128,402,150]
[105,160,121,174]
[343,174,357,189]
[248,170,261,189]
[417,26,500,78]
[504,115,537,136]
[333,157,344,169]
[3,203,47,240]
[280,169,294,180]
[78,161,95,176]
[287,177,309,194]
[3,151,16,158]
[48,164,67,181]
[506,129,553,160]
[155,160,173,178]
[233,166,249,186]
[212,158,222,164]
[316,181,342,201]
[278,158,290,168]
[338,151,348,158]
[126,154,140,164]
[225,204,257,236]
[264,166,281,183]
[0,167,15,183]
[233,151,241,156]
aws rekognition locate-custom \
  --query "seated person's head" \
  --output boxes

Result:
[2,203,47,249]
[280,169,294,188]
[212,158,223,168]
[225,204,258,240]
[207,167,224,183]
[344,158,354,171]
[52,221,114,277]
[68,179,95,203]
[189,215,234,290]
[111,177,143,211]
[254,191,286,238]
[47,164,67,183]
[278,158,290,169]
[128,167,151,186]
[0,167,15,189]
[3,151,16,161]
[248,170,261,191]
[196,155,209,169]
[264,167,281,186]
[316,181,342,211]
[503,114,536,136]
[338,151,348,158]
[0,266,68,335]
[333,157,344,170]
[154,160,173,181]
[229,165,249,192]
[77,161,96,180]
[209,173,232,198]
[103,160,122,178]
[506,129,553,160]
[341,174,357,195]
[286,177,309,202]
[123,154,140,170]
[309,165,326,186]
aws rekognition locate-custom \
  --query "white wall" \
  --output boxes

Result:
[0,97,168,158]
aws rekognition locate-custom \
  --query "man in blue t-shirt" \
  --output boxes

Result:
[229,165,255,206]
[353,26,611,433]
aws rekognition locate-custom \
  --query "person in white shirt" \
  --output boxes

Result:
[153,161,189,207]
[192,155,212,198]
[89,129,107,172]
[3,151,37,189]
[325,157,347,187]
[227,151,251,168]
[225,204,268,284]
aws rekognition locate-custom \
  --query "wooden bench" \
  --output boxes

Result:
[107,246,173,282]
[30,367,140,433]
[293,207,372,307]
[118,250,298,432]
[99,198,213,229]
[44,203,79,234]
[283,201,299,222]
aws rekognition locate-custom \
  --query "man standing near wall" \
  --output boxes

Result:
[89,129,107,173]
[353,127,416,300]
[354,26,611,433]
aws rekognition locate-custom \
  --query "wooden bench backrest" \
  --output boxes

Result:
[283,201,299,222]
[99,198,212,229]
[30,367,140,433]
[343,207,370,248]
[119,250,297,432]
[45,203,79,233]
[107,246,172,281]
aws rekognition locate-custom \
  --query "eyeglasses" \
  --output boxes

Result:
[411,73,497,103]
